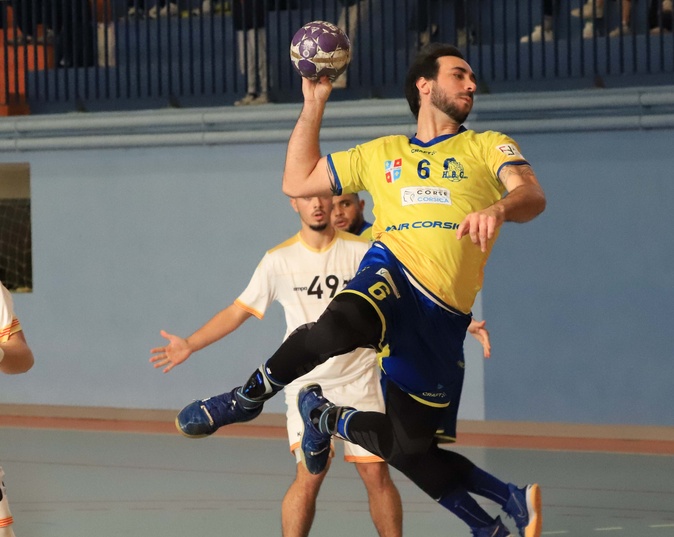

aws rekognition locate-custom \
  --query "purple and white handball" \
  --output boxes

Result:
[290,21,351,81]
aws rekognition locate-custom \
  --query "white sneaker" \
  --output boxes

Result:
[161,3,178,16]
[457,28,467,46]
[571,1,604,19]
[149,3,177,18]
[520,24,554,43]
[234,93,257,106]
[582,20,595,38]
[608,23,630,37]
[649,26,672,34]
[192,0,211,15]
[418,23,438,47]
[250,93,269,105]
[127,6,143,18]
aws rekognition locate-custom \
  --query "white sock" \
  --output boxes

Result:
[0,468,16,537]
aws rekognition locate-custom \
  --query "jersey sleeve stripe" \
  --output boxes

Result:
[233,299,264,320]
[327,154,342,195]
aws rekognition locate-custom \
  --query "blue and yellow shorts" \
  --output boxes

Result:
[340,242,471,409]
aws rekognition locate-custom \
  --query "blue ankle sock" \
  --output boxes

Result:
[466,466,510,506]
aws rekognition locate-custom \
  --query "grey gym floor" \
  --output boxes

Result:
[1,422,673,537]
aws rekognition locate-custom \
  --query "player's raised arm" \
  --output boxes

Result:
[282,77,336,199]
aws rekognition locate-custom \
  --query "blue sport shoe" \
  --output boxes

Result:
[504,483,542,537]
[471,516,513,537]
[176,387,263,438]
[297,384,334,475]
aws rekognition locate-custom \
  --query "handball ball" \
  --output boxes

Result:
[290,21,351,81]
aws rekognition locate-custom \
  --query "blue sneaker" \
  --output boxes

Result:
[471,516,513,537]
[175,387,263,438]
[504,483,542,537]
[297,384,334,475]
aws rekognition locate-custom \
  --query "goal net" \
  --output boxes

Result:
[0,198,32,292]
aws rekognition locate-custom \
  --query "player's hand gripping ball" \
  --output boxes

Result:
[290,21,351,81]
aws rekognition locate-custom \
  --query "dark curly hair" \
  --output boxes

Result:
[404,43,465,120]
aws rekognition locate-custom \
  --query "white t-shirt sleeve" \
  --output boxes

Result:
[235,254,276,320]
[1,283,16,343]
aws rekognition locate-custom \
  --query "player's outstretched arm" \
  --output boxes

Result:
[456,164,546,252]
[467,318,491,359]
[0,330,34,375]
[282,77,335,199]
[150,303,252,373]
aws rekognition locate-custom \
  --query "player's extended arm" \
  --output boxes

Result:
[467,318,491,359]
[456,164,546,252]
[0,330,34,375]
[282,77,336,198]
[150,303,253,373]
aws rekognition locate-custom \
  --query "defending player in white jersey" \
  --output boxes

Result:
[150,195,402,537]
[1,281,35,537]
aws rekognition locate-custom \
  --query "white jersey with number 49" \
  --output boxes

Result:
[1,283,21,343]
[235,230,375,391]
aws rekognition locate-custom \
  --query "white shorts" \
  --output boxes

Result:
[284,366,385,464]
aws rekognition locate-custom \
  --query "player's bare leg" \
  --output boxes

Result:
[356,461,403,537]
[281,459,330,537]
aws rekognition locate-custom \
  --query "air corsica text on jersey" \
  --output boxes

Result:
[385,221,460,231]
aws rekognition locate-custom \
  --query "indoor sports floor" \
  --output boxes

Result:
[1,416,673,537]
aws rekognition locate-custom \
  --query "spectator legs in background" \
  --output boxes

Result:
[520,0,555,42]
[608,0,631,36]
[334,0,369,89]
[235,27,268,105]
[649,0,673,33]
[571,0,605,38]
[57,0,95,67]
[127,0,146,18]
[148,1,178,18]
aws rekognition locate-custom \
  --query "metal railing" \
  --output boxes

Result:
[0,0,672,114]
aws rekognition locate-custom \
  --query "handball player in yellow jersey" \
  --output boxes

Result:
[176,43,546,537]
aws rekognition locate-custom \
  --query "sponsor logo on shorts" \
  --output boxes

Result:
[422,391,448,398]
[386,221,460,232]
[401,186,451,206]
[376,268,400,298]
[385,158,403,183]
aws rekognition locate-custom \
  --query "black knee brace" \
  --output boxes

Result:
[238,364,284,405]
[265,293,382,384]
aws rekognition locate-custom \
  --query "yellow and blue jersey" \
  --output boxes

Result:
[328,127,528,313]
[358,220,373,241]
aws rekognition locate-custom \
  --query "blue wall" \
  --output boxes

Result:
[484,129,674,425]
[1,125,672,426]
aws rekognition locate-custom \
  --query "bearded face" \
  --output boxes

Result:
[430,83,472,125]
